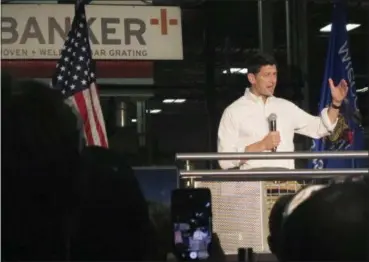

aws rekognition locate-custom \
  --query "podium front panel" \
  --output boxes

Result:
[194,180,305,255]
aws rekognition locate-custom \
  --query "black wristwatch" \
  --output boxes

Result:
[331,102,342,109]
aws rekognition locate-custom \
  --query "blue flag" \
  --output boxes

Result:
[310,0,365,169]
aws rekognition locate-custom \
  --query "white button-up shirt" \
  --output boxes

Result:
[217,88,337,170]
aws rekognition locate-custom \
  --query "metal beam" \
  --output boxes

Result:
[179,168,368,181]
[258,0,274,53]
[204,3,217,169]
[176,151,369,160]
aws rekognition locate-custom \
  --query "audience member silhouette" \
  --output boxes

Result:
[72,146,159,261]
[2,71,14,105]
[2,79,156,261]
[2,79,82,261]
[267,194,293,261]
[280,181,369,261]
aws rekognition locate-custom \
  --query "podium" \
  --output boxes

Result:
[194,179,305,255]
[177,151,368,255]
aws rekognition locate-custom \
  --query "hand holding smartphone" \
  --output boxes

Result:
[171,188,213,261]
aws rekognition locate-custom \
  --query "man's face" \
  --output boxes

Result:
[247,65,277,97]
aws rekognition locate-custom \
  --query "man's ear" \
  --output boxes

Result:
[247,73,256,85]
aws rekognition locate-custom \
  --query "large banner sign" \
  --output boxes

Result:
[1,4,183,60]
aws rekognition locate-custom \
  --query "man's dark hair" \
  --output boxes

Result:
[267,194,293,260]
[281,182,369,261]
[247,53,277,74]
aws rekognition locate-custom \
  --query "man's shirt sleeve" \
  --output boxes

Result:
[290,102,338,139]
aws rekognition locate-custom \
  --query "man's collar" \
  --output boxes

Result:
[244,88,274,103]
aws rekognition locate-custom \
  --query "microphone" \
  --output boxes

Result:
[268,113,277,152]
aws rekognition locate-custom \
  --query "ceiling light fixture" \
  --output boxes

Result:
[149,109,162,114]
[319,23,361,33]
[163,99,175,103]
[174,99,186,103]
[131,118,137,123]
[163,98,186,103]
[222,68,248,75]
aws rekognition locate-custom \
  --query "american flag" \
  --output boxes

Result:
[52,2,108,148]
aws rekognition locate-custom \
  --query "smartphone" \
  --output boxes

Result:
[171,188,212,261]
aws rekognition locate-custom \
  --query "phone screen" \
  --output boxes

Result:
[171,188,212,261]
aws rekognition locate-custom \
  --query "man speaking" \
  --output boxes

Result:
[217,53,349,170]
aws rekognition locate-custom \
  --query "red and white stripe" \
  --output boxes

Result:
[69,82,108,148]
